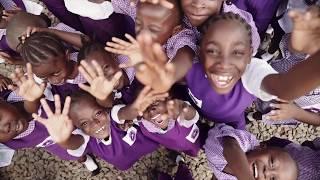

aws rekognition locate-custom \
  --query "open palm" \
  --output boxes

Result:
[10,63,45,101]
[78,60,122,100]
[33,95,73,143]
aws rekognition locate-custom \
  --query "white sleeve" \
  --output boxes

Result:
[111,104,127,124]
[177,102,200,128]
[67,129,90,157]
[0,143,15,167]
[242,58,278,101]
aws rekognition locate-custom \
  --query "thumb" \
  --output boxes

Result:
[32,113,47,126]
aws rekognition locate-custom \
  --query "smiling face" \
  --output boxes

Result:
[32,54,75,85]
[200,19,252,94]
[136,1,181,44]
[142,100,170,129]
[246,147,298,180]
[181,0,223,27]
[69,94,111,139]
[84,50,125,89]
[0,102,28,142]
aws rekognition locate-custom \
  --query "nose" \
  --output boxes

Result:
[0,122,10,133]
[264,166,276,179]
[192,0,204,8]
[216,56,232,70]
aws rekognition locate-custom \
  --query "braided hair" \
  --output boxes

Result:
[201,12,252,46]
[77,38,113,62]
[20,32,67,66]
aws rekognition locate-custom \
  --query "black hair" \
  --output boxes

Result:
[0,4,4,22]
[20,31,66,66]
[77,38,113,61]
[201,12,252,46]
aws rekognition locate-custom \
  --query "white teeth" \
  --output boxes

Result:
[211,74,233,88]
[217,75,232,81]
[95,126,105,134]
[253,163,258,178]
[151,114,161,120]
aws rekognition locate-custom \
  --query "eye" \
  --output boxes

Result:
[95,110,103,118]
[233,50,245,56]
[81,122,88,127]
[206,48,219,56]
[149,27,161,33]
[103,65,110,71]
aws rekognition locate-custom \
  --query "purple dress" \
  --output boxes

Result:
[4,101,79,161]
[186,63,255,129]
[86,121,159,170]
[41,0,84,32]
[79,12,135,44]
[139,120,201,156]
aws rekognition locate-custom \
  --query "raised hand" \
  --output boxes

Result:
[132,86,169,116]
[289,6,320,54]
[135,32,176,93]
[9,63,45,101]
[32,95,74,143]
[0,74,13,91]
[78,60,122,100]
[130,0,174,9]
[19,26,45,44]
[105,34,143,68]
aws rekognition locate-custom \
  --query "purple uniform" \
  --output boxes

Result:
[69,119,159,170]
[4,101,79,161]
[186,63,255,129]
[204,124,259,180]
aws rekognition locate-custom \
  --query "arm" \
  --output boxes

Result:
[295,108,320,126]
[222,137,255,180]
[32,95,84,150]
[170,46,194,82]
[262,50,320,100]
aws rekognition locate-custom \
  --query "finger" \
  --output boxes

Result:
[26,63,34,81]
[78,83,91,93]
[119,63,133,68]
[139,86,152,97]
[269,103,281,109]
[78,64,93,83]
[91,60,104,77]
[106,41,126,50]
[125,34,138,45]
[15,68,26,82]
[62,96,71,115]
[80,60,97,80]
[159,0,174,9]
[264,114,281,121]
[288,10,304,23]
[32,113,48,126]
[54,95,61,114]
[152,42,167,64]
[104,46,129,55]
[110,71,123,87]
[40,98,54,117]
[151,93,168,101]
[10,73,22,86]
[111,37,132,47]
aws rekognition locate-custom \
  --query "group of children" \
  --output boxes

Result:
[0,0,319,179]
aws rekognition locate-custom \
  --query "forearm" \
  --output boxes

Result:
[223,137,255,180]
[96,94,114,108]
[59,134,84,150]
[171,47,194,82]
[262,50,320,100]
[118,105,139,120]
[24,99,41,114]
[295,108,320,126]
[44,29,89,49]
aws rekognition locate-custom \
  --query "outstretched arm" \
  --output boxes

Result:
[32,95,84,150]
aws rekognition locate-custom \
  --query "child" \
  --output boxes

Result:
[106,0,198,86]
[204,124,319,180]
[33,91,159,170]
[134,12,320,129]
[112,86,201,156]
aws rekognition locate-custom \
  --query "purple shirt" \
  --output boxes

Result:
[186,63,255,129]
[204,124,259,180]
[86,121,159,170]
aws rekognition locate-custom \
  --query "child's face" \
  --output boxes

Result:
[69,97,111,139]
[181,0,223,27]
[32,55,73,85]
[136,2,180,45]
[246,147,298,180]
[0,102,28,142]
[201,20,252,94]
[142,100,170,129]
[84,51,124,89]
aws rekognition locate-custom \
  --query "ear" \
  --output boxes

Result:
[247,47,253,64]
[171,24,183,36]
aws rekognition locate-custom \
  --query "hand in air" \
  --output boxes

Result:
[166,99,194,120]
[19,26,45,44]
[0,74,13,91]
[132,86,168,116]
[32,95,74,143]
[78,60,122,100]
[105,34,143,68]
[289,6,320,54]
[9,63,45,101]
[135,32,175,93]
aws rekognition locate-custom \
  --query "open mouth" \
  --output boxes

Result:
[210,74,233,88]
[252,162,258,179]
[151,114,163,124]
[51,79,65,86]
[95,125,106,134]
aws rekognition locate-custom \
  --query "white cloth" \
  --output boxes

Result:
[64,0,114,20]
[22,0,43,15]
[242,58,278,101]
[0,143,15,167]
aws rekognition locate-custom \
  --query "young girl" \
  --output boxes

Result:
[204,124,319,180]
[111,86,201,156]
[134,12,320,129]
[33,91,159,170]
[106,0,198,86]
